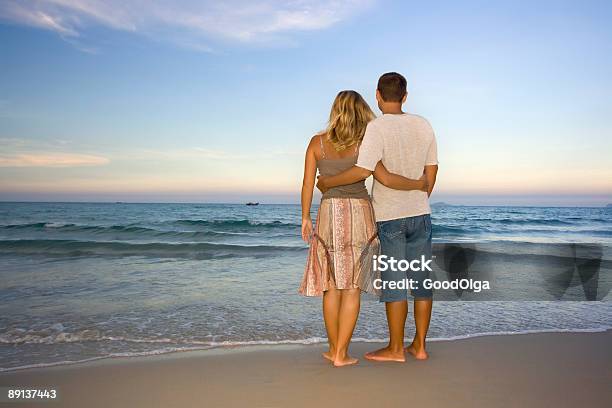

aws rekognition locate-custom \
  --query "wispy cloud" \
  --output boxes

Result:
[0,137,109,167]
[129,146,301,161]
[0,153,109,167]
[0,138,299,166]
[0,0,373,51]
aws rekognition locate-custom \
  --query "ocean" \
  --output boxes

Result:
[0,202,610,371]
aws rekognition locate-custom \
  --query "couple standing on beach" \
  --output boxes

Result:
[299,72,439,367]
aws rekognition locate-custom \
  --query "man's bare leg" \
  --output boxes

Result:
[364,300,407,362]
[333,288,360,367]
[406,298,432,360]
[322,286,340,361]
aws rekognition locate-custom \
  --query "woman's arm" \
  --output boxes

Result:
[424,165,438,197]
[372,161,428,191]
[301,136,318,241]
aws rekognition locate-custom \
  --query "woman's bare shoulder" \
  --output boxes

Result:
[310,132,326,143]
[307,132,326,158]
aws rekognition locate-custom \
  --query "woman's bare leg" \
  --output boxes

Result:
[333,288,361,367]
[322,285,340,361]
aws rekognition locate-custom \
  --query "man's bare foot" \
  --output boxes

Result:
[333,355,359,367]
[405,343,429,360]
[322,350,335,362]
[364,346,406,362]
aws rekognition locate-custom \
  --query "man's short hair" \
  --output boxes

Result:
[377,72,407,102]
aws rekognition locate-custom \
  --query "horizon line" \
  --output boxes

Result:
[1,200,610,209]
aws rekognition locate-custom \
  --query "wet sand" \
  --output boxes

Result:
[1,331,610,407]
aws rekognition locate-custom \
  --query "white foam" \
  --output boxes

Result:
[1,327,609,373]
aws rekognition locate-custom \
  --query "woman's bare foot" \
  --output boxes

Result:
[333,354,359,367]
[405,343,428,360]
[322,350,335,362]
[364,346,406,362]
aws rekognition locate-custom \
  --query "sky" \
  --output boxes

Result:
[0,0,611,206]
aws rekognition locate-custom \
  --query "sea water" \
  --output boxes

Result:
[0,202,610,371]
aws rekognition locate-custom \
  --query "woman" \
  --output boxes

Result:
[299,90,427,367]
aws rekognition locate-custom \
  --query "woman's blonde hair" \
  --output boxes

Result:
[326,90,375,151]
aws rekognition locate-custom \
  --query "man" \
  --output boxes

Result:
[317,72,438,361]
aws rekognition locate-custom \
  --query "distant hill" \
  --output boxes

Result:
[431,202,454,207]
[606,204,612,208]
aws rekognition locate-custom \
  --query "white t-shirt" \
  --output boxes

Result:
[356,113,438,221]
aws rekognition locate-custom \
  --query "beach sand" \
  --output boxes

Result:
[1,331,610,407]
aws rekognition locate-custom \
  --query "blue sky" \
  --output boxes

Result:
[0,0,611,205]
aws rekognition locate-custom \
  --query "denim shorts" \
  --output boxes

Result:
[377,214,433,302]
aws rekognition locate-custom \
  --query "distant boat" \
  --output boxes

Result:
[246,202,259,206]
